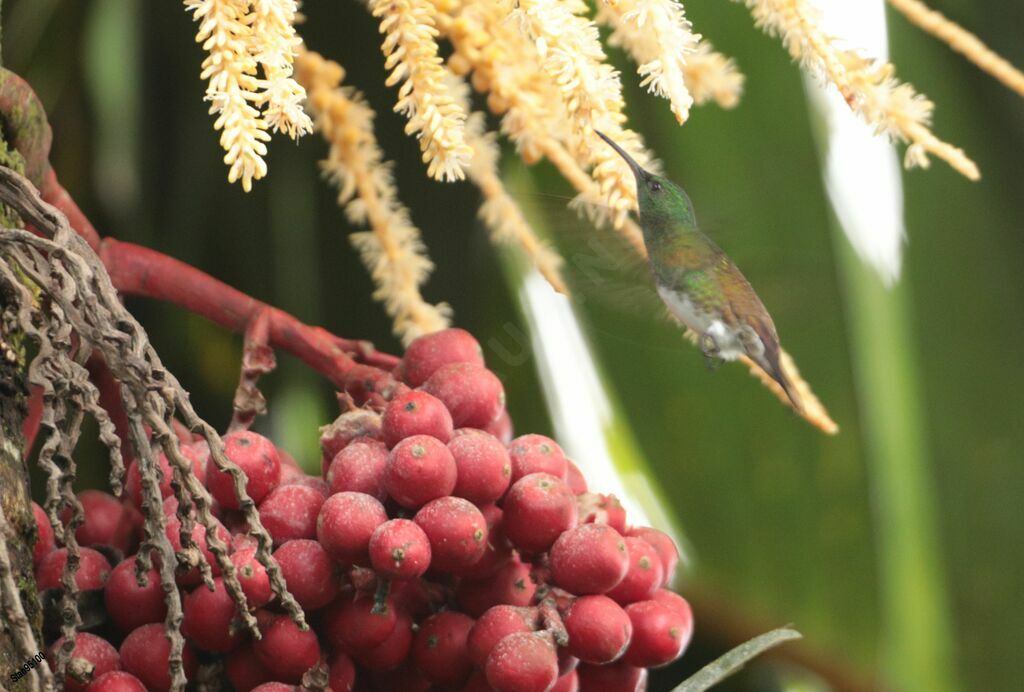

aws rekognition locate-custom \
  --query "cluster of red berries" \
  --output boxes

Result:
[30,328,692,691]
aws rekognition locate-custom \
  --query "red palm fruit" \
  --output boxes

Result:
[622,600,693,668]
[273,539,340,611]
[86,671,148,691]
[502,473,578,554]
[182,577,243,652]
[319,407,382,477]
[254,614,322,683]
[230,544,273,608]
[72,490,131,550]
[563,595,633,664]
[370,661,432,692]
[368,518,432,579]
[627,526,680,587]
[343,364,408,409]
[35,547,111,591]
[384,435,457,509]
[485,632,559,692]
[484,408,515,445]
[119,623,197,692]
[651,589,693,620]
[31,502,54,565]
[258,484,325,545]
[48,632,120,692]
[411,611,476,687]
[250,684,297,692]
[353,611,414,671]
[565,459,588,495]
[550,523,629,595]
[316,491,388,564]
[163,515,230,586]
[422,362,505,429]
[323,592,398,653]
[456,557,537,617]
[458,503,510,580]
[104,556,167,632]
[413,496,488,571]
[398,328,485,387]
[389,578,440,619]
[607,537,664,604]
[448,430,512,504]
[467,605,540,666]
[325,439,388,500]
[553,670,581,692]
[382,390,454,447]
[579,493,627,533]
[327,652,356,692]
[124,442,208,509]
[508,434,568,482]
[206,430,281,510]
[225,642,272,692]
[576,661,647,691]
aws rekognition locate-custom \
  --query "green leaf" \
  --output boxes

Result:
[672,627,803,692]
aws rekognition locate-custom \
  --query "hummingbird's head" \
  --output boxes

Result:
[594,131,696,229]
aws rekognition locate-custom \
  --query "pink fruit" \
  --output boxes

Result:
[411,611,476,687]
[457,557,536,617]
[627,526,680,588]
[467,605,539,666]
[320,408,382,476]
[399,328,485,387]
[73,490,137,551]
[325,439,388,500]
[104,556,168,632]
[324,593,398,654]
[258,484,325,545]
[565,460,588,495]
[316,491,388,564]
[163,515,230,586]
[422,362,505,429]
[381,390,454,447]
[576,661,647,691]
[508,434,568,482]
[206,431,281,510]
[368,519,432,579]
[622,600,693,668]
[273,539,340,611]
[384,435,457,509]
[502,473,578,554]
[31,501,54,565]
[448,430,512,504]
[354,611,414,671]
[550,523,629,595]
[254,614,321,683]
[182,577,243,652]
[564,595,633,664]
[119,623,197,692]
[485,632,559,692]
[413,496,488,572]
[230,544,273,608]
[86,671,148,691]
[124,442,208,509]
[35,547,111,591]
[651,589,693,620]
[607,537,664,604]
[579,493,627,534]
[49,632,120,692]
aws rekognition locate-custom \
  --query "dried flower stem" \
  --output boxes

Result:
[887,0,1024,97]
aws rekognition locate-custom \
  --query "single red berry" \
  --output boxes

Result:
[576,661,647,691]
[579,493,628,534]
[564,595,633,664]
[622,600,693,668]
[485,632,559,692]
[72,490,132,551]
[422,362,505,429]
[503,473,578,554]
[325,439,388,500]
[323,593,398,653]
[254,614,321,683]
[457,557,536,617]
[49,632,120,692]
[119,623,197,692]
[316,491,387,564]
[230,544,273,608]
[382,390,454,447]
[163,515,230,586]
[508,434,568,482]
[626,526,680,588]
[327,652,356,692]
[36,547,111,591]
[368,519,432,579]
[182,577,243,652]
[206,431,281,510]
[550,523,629,595]
[272,539,340,611]
[224,642,272,692]
[86,670,148,692]
[553,669,580,692]
[250,684,297,692]
[607,537,664,604]
[448,430,512,504]
[458,503,510,580]
[353,611,414,671]
[411,610,476,687]
[320,408,383,476]
[413,496,488,572]
[124,442,208,509]
[384,435,457,509]
[565,459,588,495]
[651,589,693,620]
[484,408,514,445]
[31,501,55,566]
[258,484,325,545]
[104,556,167,632]
[467,605,539,666]
[399,328,485,387]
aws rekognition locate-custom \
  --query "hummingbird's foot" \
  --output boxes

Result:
[704,353,722,372]
[699,332,723,371]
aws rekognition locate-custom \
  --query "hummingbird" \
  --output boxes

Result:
[596,131,803,413]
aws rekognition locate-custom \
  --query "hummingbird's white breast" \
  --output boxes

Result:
[656,286,762,362]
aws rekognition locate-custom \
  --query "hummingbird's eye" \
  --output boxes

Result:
[649,180,662,193]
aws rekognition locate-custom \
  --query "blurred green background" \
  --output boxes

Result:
[4,0,1022,690]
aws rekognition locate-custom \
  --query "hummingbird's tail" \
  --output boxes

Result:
[748,320,805,415]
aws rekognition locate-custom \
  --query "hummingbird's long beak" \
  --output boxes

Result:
[595,130,645,182]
